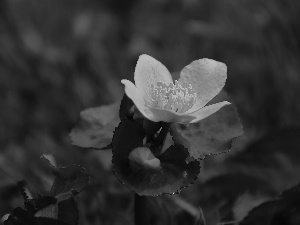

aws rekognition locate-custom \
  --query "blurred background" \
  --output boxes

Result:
[1,0,300,224]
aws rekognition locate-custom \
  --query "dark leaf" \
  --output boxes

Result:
[70,101,120,149]
[34,204,58,220]
[240,200,285,225]
[171,104,243,159]
[240,183,300,225]
[50,165,90,197]
[40,154,57,168]
[57,198,79,225]
[193,174,274,223]
[17,180,37,202]
[24,196,57,215]
[4,207,35,225]
[4,197,79,225]
[225,129,300,193]
[112,120,200,196]
[0,185,19,218]
[33,196,57,211]
[143,119,163,137]
[281,183,300,204]
[34,217,70,225]
[199,174,274,202]
[119,94,134,120]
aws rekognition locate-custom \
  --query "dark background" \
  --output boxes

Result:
[1,0,300,224]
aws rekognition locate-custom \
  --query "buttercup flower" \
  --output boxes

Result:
[121,54,230,123]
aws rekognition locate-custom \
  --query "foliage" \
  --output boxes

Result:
[112,120,200,196]
[3,162,90,225]
[0,0,300,224]
[71,80,241,195]
[171,104,243,159]
[70,102,120,149]
[240,183,300,225]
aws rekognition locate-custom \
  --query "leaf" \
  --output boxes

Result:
[57,198,79,225]
[50,165,90,197]
[4,207,35,225]
[4,197,78,225]
[17,180,37,201]
[281,183,300,203]
[240,183,300,225]
[4,196,78,225]
[41,154,57,168]
[239,200,285,225]
[199,174,274,202]
[24,196,57,215]
[1,214,10,224]
[171,104,243,159]
[233,192,271,221]
[34,204,58,219]
[34,218,70,225]
[225,129,300,192]
[70,101,121,149]
[191,174,275,223]
[119,94,134,120]
[112,120,200,196]
[4,172,85,225]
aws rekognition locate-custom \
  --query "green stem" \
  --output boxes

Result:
[134,194,149,225]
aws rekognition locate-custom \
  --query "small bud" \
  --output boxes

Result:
[129,147,161,171]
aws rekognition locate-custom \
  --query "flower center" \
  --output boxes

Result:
[148,80,197,113]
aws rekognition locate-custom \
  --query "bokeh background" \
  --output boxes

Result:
[1,0,300,224]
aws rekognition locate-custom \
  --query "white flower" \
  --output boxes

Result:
[121,54,230,123]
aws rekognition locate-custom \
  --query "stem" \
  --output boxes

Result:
[156,122,171,144]
[151,122,171,155]
[134,194,149,225]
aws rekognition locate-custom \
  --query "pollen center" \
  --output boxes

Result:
[148,80,197,113]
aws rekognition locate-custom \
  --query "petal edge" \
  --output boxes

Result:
[179,58,227,111]
[134,54,173,101]
[187,101,231,123]
[121,79,162,122]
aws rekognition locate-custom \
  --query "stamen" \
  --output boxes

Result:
[148,80,197,113]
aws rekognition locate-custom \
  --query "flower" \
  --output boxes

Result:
[121,54,230,123]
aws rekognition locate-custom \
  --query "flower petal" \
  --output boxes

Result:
[187,101,231,123]
[147,107,196,123]
[179,58,227,112]
[121,79,162,122]
[134,54,173,101]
